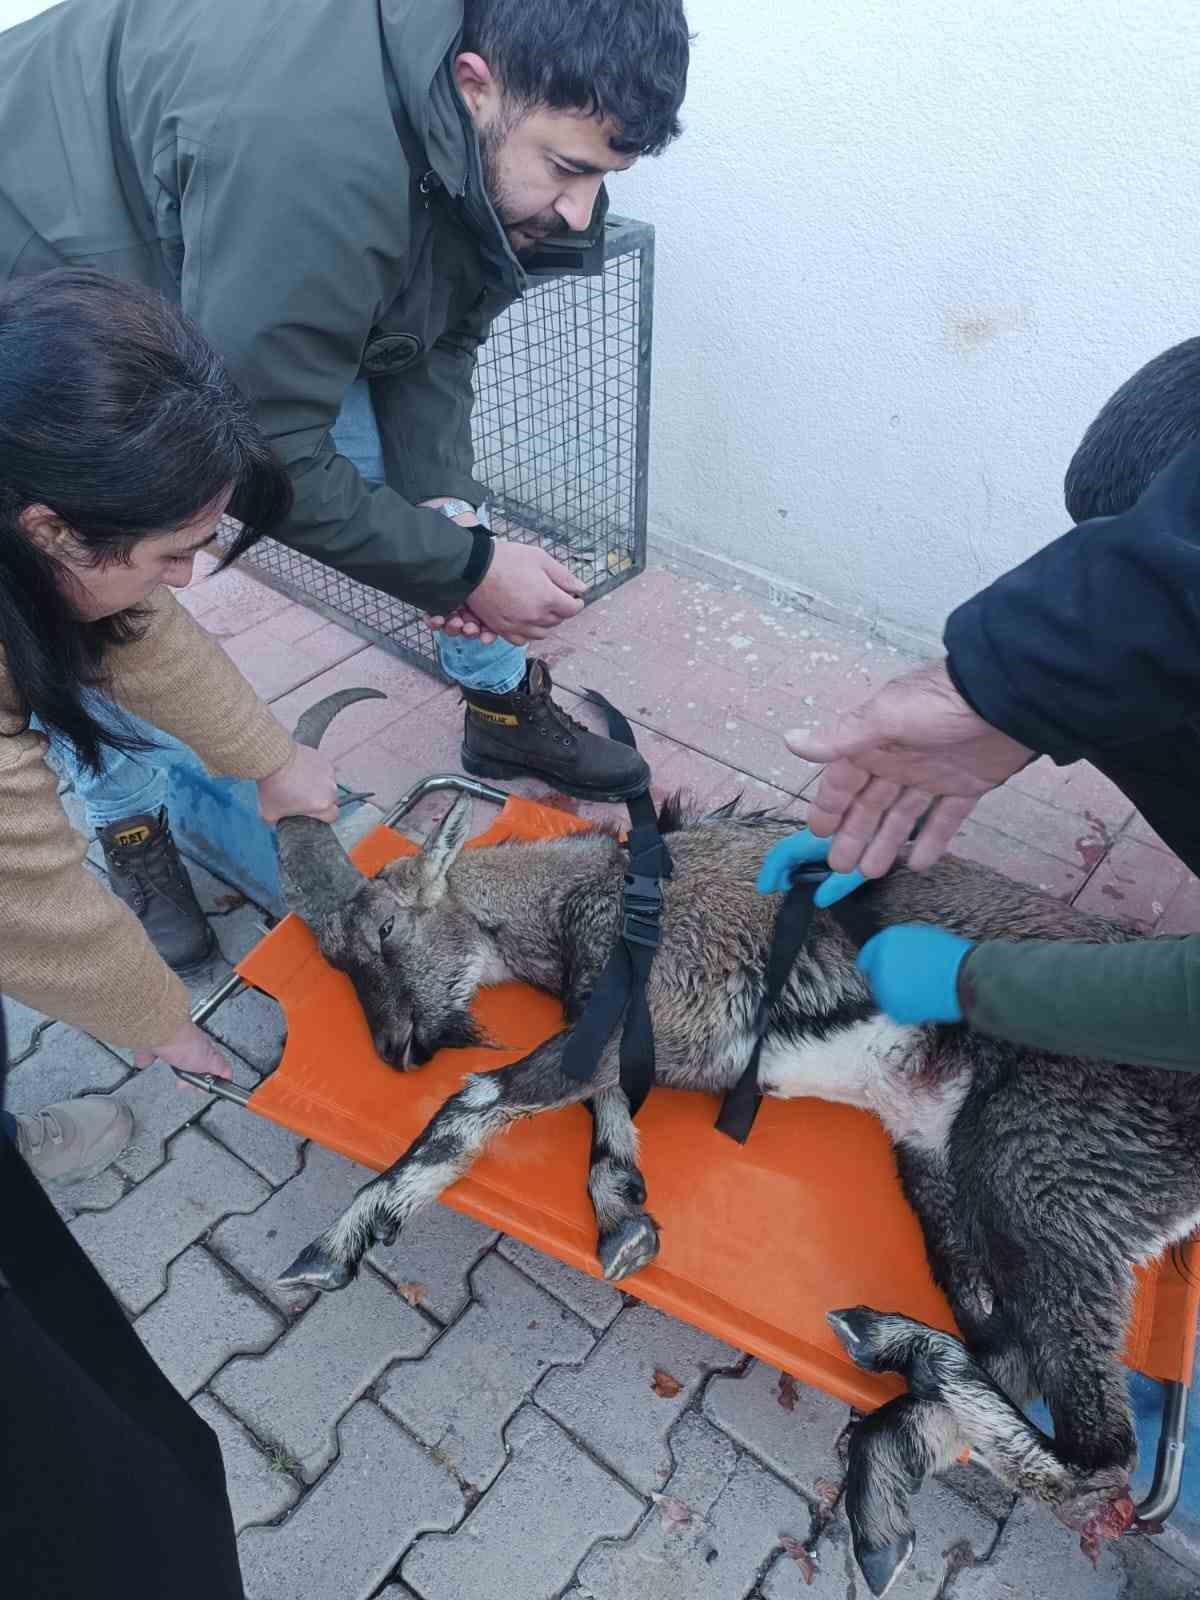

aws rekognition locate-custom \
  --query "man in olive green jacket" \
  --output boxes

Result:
[0,0,690,957]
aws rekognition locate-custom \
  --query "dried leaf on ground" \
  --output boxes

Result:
[395,1281,428,1308]
[814,1477,840,1514]
[651,1367,684,1398]
[776,1372,800,1411]
[779,1535,817,1585]
[651,1493,693,1531]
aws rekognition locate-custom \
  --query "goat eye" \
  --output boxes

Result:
[379,916,395,941]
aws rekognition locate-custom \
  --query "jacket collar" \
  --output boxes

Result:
[378,0,526,295]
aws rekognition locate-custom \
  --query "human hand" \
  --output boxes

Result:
[424,605,500,646]
[788,660,1034,878]
[856,925,975,1025]
[756,828,866,906]
[466,540,585,643]
[257,742,340,825]
[134,1018,234,1080]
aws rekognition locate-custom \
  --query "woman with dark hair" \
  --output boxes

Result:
[0,268,341,1596]
[0,267,338,1181]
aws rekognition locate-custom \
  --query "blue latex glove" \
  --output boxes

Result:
[756,828,866,907]
[856,925,975,1024]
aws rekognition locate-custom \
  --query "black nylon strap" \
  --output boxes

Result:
[560,691,669,1115]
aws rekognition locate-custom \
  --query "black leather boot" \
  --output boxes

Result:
[97,809,215,972]
[460,660,650,801]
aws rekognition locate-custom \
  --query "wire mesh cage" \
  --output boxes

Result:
[224,216,654,675]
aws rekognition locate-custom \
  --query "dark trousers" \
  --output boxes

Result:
[1093,727,1200,877]
[0,1006,245,1599]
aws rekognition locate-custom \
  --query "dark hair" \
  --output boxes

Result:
[1064,337,1200,523]
[0,268,291,771]
[461,0,691,156]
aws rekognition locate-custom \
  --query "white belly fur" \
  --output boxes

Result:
[756,1017,969,1155]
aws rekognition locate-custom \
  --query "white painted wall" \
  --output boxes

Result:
[618,0,1200,641]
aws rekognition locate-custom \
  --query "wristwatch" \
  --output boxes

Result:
[433,498,476,521]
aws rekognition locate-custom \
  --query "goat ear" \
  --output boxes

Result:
[417,793,473,902]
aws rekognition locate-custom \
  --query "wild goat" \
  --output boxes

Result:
[273,689,1200,1597]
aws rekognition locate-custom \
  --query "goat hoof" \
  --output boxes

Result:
[276,1241,355,1294]
[598,1213,660,1281]
[827,1306,888,1372]
[857,1533,916,1598]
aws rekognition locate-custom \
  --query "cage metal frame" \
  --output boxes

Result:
[224,216,654,675]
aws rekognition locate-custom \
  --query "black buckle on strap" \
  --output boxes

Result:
[622,872,664,948]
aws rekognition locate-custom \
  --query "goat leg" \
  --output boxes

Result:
[587,1087,660,1281]
[276,1032,609,1293]
[828,1307,1111,1507]
[840,1393,965,1597]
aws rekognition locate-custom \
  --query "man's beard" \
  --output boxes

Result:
[479,117,565,249]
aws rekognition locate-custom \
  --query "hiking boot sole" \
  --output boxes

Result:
[461,748,649,804]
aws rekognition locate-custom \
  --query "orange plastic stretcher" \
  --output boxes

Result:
[187,776,1196,1520]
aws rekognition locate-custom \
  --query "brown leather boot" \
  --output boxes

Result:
[97,809,215,972]
[460,660,650,802]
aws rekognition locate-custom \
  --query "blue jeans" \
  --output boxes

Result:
[54,380,525,822]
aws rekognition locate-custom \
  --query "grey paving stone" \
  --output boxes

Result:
[239,1400,461,1600]
[3,995,49,1061]
[763,1476,997,1599]
[954,1501,1122,1600]
[498,1234,624,1330]
[109,1060,211,1181]
[378,1252,594,1491]
[1154,1514,1200,1584]
[1119,1535,1200,1599]
[70,1127,270,1313]
[703,1359,847,1499]
[335,798,389,850]
[202,1099,305,1186]
[581,1411,818,1600]
[403,1406,642,1600]
[208,984,287,1073]
[135,1246,284,1397]
[368,1205,499,1325]
[537,1301,739,1493]
[208,1143,376,1312]
[48,1166,130,1221]
[212,1268,434,1481]
[3,1023,129,1114]
[192,1393,300,1533]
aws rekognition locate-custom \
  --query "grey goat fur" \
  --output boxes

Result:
[274,688,1200,1597]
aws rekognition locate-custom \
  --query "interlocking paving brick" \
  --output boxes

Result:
[948,820,1087,900]
[48,1166,129,1221]
[192,1393,300,1534]
[402,1406,641,1600]
[369,1205,499,1325]
[763,1477,997,1598]
[2,1023,129,1115]
[3,995,49,1061]
[209,1144,495,1320]
[953,1501,1122,1600]
[239,1400,461,1600]
[212,1267,434,1481]
[202,1099,305,1187]
[1118,1535,1200,1599]
[108,1060,211,1181]
[270,648,448,758]
[537,1301,738,1493]
[378,1252,594,1490]
[581,1411,818,1600]
[208,985,287,1073]
[703,1359,847,1497]
[497,1235,623,1330]
[135,1246,283,1397]
[70,1127,270,1313]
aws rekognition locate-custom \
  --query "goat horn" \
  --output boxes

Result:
[276,688,386,920]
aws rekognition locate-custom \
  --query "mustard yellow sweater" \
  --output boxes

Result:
[0,589,294,1048]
